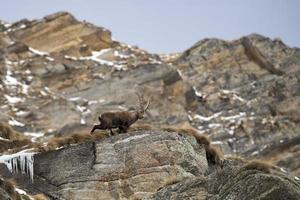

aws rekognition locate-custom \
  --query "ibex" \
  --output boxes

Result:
[90,93,150,134]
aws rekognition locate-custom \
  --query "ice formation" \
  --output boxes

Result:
[0,149,35,182]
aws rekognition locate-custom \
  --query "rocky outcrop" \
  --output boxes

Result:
[173,34,300,176]
[5,131,206,199]
[8,12,112,57]
[2,131,300,200]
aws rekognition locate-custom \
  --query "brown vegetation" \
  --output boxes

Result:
[0,178,21,200]
[243,160,279,173]
[33,193,49,200]
[0,139,32,154]
[0,122,26,140]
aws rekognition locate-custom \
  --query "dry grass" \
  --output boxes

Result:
[225,155,247,163]
[33,193,49,200]
[161,176,182,188]
[0,122,26,140]
[243,160,278,173]
[0,178,21,200]
[35,132,110,152]
[129,124,155,132]
[0,139,33,154]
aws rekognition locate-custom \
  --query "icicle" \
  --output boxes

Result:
[0,149,35,183]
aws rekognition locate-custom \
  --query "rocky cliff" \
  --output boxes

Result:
[0,12,299,200]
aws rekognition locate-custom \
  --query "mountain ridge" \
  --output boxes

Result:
[0,11,299,199]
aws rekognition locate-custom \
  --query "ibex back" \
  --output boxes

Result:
[91,93,150,134]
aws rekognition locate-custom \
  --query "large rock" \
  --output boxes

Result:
[31,131,207,199]
[9,12,112,56]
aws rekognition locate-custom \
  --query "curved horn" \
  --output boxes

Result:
[144,98,150,112]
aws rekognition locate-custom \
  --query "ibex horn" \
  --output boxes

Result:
[144,98,151,112]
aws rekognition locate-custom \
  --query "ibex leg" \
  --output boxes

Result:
[90,124,103,134]
[109,128,114,135]
[118,126,128,133]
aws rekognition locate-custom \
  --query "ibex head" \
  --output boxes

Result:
[135,92,150,119]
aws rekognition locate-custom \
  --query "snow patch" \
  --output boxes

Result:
[64,55,77,60]
[29,47,49,56]
[221,112,246,121]
[192,86,204,98]
[24,131,44,138]
[0,137,10,141]
[251,150,259,156]
[211,141,223,145]
[192,112,223,122]
[4,95,24,104]
[15,110,30,117]
[68,97,83,101]
[114,50,130,59]
[46,56,55,61]
[9,118,25,127]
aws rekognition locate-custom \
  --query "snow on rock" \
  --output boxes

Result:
[9,118,25,127]
[29,47,49,56]
[15,187,34,199]
[64,55,77,60]
[24,132,44,141]
[114,50,130,59]
[191,111,223,122]
[192,86,206,98]
[0,137,10,141]
[0,149,35,182]
[4,95,24,104]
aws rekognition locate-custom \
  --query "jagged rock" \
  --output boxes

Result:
[207,160,300,200]
[1,131,298,200]
[4,131,207,199]
[10,12,113,56]
[173,33,300,176]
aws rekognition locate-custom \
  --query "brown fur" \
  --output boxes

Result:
[91,94,150,134]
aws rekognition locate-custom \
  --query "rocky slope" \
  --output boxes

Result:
[0,12,299,199]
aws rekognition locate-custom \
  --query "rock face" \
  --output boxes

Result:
[13,131,207,199]
[174,34,300,176]
[9,12,112,56]
[3,131,300,200]
[0,12,300,199]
